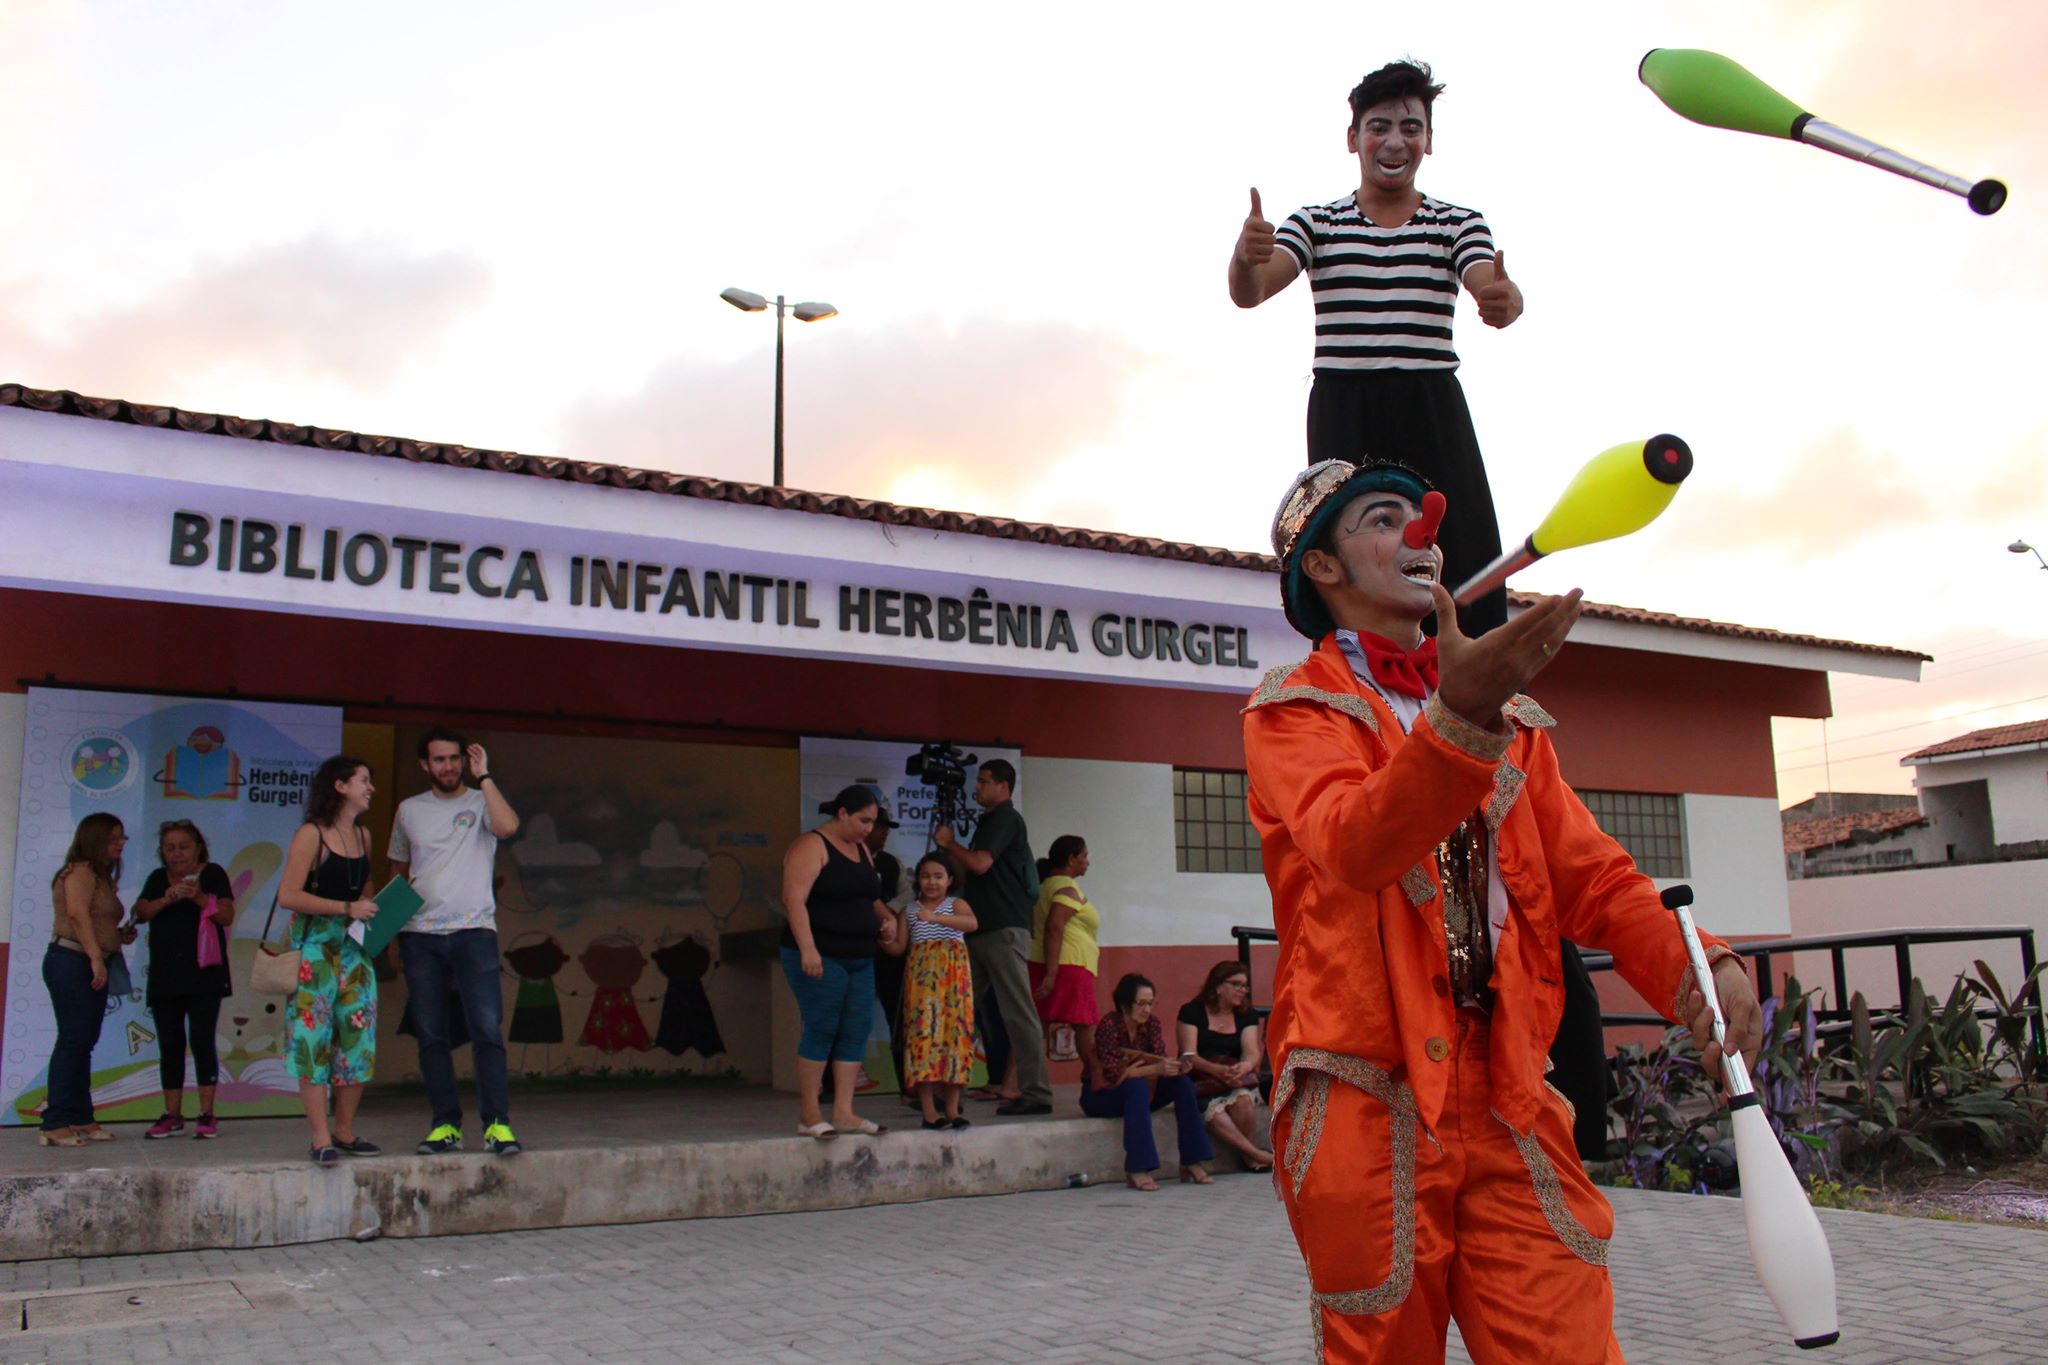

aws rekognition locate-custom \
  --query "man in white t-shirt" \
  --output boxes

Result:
[388,727,522,1156]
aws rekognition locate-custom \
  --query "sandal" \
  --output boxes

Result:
[38,1127,86,1148]
[1125,1172,1160,1192]
[797,1121,838,1140]
[965,1087,1005,1102]
[1244,1151,1275,1172]
[839,1118,888,1136]
[1180,1165,1214,1185]
[76,1123,117,1142]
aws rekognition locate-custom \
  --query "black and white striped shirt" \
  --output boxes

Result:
[1275,194,1495,373]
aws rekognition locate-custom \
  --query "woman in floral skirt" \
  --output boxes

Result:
[277,755,382,1166]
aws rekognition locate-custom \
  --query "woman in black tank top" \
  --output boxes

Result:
[276,755,383,1166]
[779,785,894,1139]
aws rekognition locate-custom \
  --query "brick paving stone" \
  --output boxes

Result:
[1,1179,2044,1362]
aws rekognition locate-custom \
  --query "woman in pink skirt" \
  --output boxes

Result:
[1028,836,1101,1067]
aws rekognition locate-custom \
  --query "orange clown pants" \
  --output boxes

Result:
[1273,1012,1624,1364]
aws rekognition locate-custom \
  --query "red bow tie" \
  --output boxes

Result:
[1358,632,1439,699]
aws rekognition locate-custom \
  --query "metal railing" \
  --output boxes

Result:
[1232,922,2044,1059]
[1580,925,2044,1060]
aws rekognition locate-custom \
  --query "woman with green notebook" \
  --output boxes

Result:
[277,755,384,1166]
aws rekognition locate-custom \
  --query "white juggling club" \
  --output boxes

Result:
[1666,883,1840,1350]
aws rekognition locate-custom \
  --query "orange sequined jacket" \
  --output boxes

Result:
[1242,637,1725,1135]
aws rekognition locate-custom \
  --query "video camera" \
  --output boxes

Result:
[906,741,978,837]
[906,741,976,791]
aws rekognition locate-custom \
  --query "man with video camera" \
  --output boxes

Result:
[936,759,1051,1115]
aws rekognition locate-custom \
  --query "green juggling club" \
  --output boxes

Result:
[1639,48,2006,215]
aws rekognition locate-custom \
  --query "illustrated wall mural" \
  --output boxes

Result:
[373,728,795,1086]
[2,687,340,1124]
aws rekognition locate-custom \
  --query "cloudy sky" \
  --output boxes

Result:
[4,1,2044,804]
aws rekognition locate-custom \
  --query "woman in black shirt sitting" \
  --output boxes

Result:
[1175,960,1273,1171]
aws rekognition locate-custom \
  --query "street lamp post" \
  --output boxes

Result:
[2009,539,2048,571]
[719,287,838,487]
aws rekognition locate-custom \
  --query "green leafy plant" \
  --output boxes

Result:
[1802,1177,1871,1210]
[1750,974,1853,1180]
[1607,1025,1715,1192]
[1602,965,2048,1189]
[1972,959,2046,1083]
[1834,967,2048,1174]
[1605,975,1846,1192]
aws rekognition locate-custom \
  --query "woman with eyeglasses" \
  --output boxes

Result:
[130,819,236,1139]
[40,813,131,1146]
[1177,960,1274,1171]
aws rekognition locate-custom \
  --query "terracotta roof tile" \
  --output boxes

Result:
[1902,718,2048,763]
[1782,807,1928,854]
[0,382,1929,662]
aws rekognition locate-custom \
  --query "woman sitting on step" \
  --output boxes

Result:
[1081,972,1214,1191]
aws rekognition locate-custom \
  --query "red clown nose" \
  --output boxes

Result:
[1404,491,1446,549]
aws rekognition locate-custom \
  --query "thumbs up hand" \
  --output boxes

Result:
[1475,249,1523,328]
[1235,187,1276,269]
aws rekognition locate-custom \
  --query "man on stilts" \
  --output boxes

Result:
[1230,59,1619,1154]
[1228,59,1520,638]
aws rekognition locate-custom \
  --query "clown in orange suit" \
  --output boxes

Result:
[1244,461,1762,1364]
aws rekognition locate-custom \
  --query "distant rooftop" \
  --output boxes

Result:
[1902,718,2048,764]
[1783,807,1929,855]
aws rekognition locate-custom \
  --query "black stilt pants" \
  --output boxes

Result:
[1306,368,1508,638]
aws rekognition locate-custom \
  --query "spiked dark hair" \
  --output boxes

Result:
[1348,60,1444,130]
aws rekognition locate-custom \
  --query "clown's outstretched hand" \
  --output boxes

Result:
[1429,583,1580,731]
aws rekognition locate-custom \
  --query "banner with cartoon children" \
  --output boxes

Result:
[2,687,341,1124]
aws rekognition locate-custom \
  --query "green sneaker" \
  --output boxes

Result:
[483,1121,522,1157]
[416,1123,463,1154]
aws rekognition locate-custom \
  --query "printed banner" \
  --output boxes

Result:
[797,737,1024,1092]
[3,687,342,1124]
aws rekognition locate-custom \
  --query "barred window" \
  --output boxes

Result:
[1173,768,1262,874]
[1579,790,1688,877]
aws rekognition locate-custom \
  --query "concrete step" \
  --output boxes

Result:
[0,1085,1264,1259]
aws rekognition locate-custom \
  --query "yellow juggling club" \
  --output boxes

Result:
[1452,435,1692,605]
[1640,48,2006,216]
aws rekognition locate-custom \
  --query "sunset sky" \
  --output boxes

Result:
[4,0,2044,805]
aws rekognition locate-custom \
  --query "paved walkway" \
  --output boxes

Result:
[1,1175,2041,1363]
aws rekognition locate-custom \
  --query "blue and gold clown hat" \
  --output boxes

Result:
[1270,460,1434,640]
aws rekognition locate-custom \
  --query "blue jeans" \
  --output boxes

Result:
[779,947,875,1064]
[42,945,108,1130]
[400,929,509,1128]
[1080,1074,1215,1174]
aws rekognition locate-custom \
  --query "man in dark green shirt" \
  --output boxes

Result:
[936,760,1050,1113]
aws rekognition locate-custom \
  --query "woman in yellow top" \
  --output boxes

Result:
[1028,835,1101,1063]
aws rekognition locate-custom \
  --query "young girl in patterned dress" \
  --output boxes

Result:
[894,852,977,1130]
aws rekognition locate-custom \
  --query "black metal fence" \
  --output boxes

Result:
[1579,925,2045,1060]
